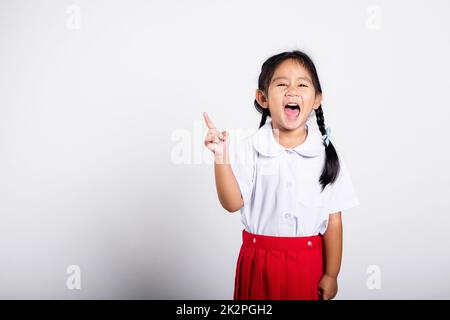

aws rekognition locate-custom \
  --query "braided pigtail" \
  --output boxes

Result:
[315,105,340,191]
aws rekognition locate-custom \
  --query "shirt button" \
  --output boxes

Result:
[307,241,313,247]
[253,237,256,244]
[284,213,291,219]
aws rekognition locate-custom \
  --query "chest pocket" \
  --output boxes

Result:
[298,186,325,208]
[254,156,281,191]
[296,163,327,209]
[257,156,280,176]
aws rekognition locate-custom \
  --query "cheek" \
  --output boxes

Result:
[267,93,284,107]
[300,91,316,105]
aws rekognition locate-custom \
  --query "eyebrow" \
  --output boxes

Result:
[271,76,312,84]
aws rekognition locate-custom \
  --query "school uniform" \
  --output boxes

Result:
[229,119,360,300]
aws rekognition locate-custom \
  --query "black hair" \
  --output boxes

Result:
[254,50,340,192]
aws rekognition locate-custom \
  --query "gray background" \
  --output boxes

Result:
[0,0,449,299]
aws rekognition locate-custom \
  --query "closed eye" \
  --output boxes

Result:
[276,83,308,87]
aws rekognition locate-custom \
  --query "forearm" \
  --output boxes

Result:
[322,212,343,278]
[214,152,244,212]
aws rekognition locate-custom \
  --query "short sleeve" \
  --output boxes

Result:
[325,151,360,214]
[229,136,256,206]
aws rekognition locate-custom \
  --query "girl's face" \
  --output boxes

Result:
[256,58,322,132]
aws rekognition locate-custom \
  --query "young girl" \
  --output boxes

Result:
[203,50,360,300]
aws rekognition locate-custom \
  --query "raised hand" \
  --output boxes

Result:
[203,112,229,162]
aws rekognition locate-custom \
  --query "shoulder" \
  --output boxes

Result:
[325,145,360,212]
[334,146,352,181]
[229,133,256,165]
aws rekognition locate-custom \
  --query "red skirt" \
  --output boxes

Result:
[234,229,323,300]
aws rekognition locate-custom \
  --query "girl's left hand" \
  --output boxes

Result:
[318,274,338,300]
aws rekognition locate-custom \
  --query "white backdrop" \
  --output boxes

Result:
[0,0,449,299]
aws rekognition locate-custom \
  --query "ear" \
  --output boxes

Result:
[255,89,269,109]
[313,93,322,110]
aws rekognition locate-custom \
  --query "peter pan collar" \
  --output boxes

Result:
[251,119,324,157]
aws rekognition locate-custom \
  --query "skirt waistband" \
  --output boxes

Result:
[242,229,322,251]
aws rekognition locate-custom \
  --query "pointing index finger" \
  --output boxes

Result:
[203,112,217,129]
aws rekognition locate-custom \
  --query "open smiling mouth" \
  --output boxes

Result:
[284,103,300,120]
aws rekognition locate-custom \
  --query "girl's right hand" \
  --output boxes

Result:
[203,112,229,161]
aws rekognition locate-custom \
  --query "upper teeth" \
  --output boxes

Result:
[287,103,298,106]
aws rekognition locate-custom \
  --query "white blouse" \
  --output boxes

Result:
[229,119,360,237]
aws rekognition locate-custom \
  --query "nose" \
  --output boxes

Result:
[286,85,299,96]
[286,90,299,97]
